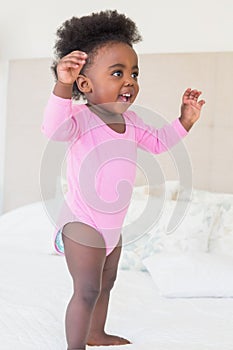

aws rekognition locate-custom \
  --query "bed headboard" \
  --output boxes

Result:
[3,52,233,212]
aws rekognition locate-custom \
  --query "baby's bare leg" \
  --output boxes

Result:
[62,222,106,350]
[87,236,131,346]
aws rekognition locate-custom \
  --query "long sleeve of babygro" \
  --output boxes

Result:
[130,111,188,154]
[41,93,81,141]
[41,93,188,150]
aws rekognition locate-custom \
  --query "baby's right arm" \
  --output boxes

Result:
[53,50,87,99]
[41,51,87,141]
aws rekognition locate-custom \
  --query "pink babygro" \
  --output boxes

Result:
[41,94,188,255]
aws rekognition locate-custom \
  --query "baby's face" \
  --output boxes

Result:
[82,42,139,113]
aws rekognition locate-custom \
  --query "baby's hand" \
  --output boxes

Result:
[179,88,206,131]
[56,50,87,85]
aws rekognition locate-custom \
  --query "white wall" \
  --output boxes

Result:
[0,0,233,60]
[0,61,8,213]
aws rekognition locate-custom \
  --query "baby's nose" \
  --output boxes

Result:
[124,77,134,86]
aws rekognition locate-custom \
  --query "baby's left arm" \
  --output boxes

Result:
[179,88,206,131]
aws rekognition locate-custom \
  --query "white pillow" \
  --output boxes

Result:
[142,201,218,259]
[120,199,219,271]
[143,252,233,297]
[164,180,181,200]
[209,203,233,255]
[132,180,182,200]
[191,188,233,204]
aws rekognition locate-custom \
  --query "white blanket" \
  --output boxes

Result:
[0,201,233,349]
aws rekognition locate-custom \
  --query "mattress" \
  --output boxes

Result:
[0,201,233,350]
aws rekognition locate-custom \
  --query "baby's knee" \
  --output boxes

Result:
[83,287,101,306]
[74,286,101,308]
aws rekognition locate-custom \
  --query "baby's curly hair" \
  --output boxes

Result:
[51,10,142,100]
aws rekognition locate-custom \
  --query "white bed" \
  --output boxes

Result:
[1,184,233,350]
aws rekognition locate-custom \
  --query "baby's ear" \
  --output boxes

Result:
[76,75,92,93]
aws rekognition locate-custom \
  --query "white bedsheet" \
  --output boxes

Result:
[0,201,233,350]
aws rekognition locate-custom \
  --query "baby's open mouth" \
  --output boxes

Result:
[119,93,131,102]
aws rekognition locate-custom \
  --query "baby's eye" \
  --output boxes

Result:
[112,70,123,77]
[131,72,139,79]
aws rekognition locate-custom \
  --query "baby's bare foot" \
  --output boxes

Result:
[87,332,131,346]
